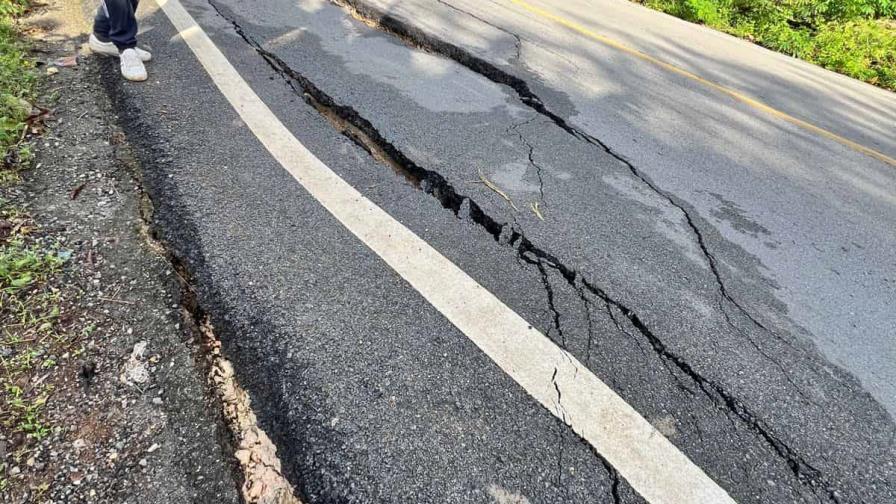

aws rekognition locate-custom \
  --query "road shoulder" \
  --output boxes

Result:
[1,2,240,502]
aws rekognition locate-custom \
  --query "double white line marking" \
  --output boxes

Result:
[154,1,738,502]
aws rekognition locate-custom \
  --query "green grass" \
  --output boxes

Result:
[0,0,36,183]
[0,208,75,460]
[0,239,67,294]
[0,200,69,444]
[4,383,52,440]
[638,0,896,90]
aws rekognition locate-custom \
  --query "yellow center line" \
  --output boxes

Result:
[507,0,896,168]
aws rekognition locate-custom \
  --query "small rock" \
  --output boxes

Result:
[235,449,251,465]
[146,443,160,453]
[131,341,148,359]
[138,458,147,467]
[10,466,21,476]
[152,397,163,405]
[121,341,150,386]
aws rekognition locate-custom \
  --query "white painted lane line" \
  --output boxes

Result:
[154,1,738,502]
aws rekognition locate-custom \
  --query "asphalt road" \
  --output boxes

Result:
[106,0,895,502]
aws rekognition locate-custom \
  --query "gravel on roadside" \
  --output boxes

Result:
[0,2,241,502]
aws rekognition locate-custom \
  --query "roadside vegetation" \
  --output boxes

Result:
[637,0,896,90]
[0,0,35,182]
[0,0,72,493]
[1,199,71,458]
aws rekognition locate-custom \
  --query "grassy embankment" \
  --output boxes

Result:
[638,0,896,90]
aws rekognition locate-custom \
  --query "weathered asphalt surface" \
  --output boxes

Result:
[104,0,895,502]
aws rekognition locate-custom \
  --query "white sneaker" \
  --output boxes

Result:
[89,33,152,62]
[120,49,148,82]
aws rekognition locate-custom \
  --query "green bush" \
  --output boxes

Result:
[788,0,896,22]
[660,0,733,25]
[639,0,896,90]
[812,19,896,88]
[0,1,29,18]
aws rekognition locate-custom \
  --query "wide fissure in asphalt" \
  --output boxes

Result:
[104,8,642,500]
[328,0,829,427]
[203,1,847,501]
[206,0,632,497]
[331,0,806,364]
[329,0,830,420]
[95,60,303,504]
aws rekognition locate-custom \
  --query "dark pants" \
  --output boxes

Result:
[94,0,140,50]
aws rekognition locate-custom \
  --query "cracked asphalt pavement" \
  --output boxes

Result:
[103,0,895,502]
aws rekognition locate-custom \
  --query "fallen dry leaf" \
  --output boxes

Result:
[70,182,87,200]
[53,55,79,67]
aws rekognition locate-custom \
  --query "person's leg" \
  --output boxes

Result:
[93,0,139,50]
[93,3,111,42]
[92,0,148,81]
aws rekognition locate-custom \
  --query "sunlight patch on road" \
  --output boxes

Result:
[506,0,896,168]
